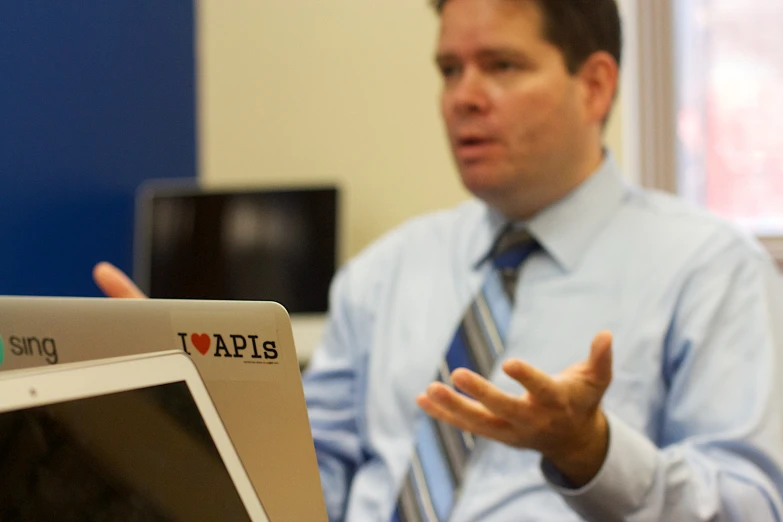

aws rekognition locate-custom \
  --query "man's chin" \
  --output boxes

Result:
[458,174,531,218]
[461,181,511,208]
[458,168,506,198]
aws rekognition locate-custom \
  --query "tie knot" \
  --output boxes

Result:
[490,225,538,270]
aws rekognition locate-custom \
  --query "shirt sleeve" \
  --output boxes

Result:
[301,265,370,522]
[543,241,783,521]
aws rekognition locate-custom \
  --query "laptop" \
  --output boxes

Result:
[0,297,327,522]
[0,350,268,521]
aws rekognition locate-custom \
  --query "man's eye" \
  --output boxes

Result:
[491,61,516,73]
[439,65,460,78]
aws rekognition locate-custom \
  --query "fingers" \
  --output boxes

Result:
[587,330,613,386]
[417,383,514,440]
[451,368,536,422]
[93,262,147,299]
[417,383,501,427]
[500,359,559,404]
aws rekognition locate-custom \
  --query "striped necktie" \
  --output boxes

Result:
[393,225,538,522]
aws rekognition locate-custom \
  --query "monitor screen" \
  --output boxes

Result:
[0,382,253,521]
[137,187,338,313]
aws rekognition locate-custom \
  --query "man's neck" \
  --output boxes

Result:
[494,148,606,221]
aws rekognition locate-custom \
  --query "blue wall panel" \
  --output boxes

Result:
[0,1,196,296]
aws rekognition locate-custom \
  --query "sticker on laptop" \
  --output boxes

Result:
[171,311,288,382]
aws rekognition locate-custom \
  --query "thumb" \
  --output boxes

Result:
[587,330,613,388]
[93,262,147,299]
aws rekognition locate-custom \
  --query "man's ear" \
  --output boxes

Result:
[577,51,619,126]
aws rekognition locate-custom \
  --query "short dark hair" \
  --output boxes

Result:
[431,0,622,75]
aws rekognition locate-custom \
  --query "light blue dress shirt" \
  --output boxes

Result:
[303,153,783,521]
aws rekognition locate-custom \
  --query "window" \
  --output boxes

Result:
[627,0,783,264]
[676,0,783,236]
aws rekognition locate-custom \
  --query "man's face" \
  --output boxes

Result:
[437,0,593,216]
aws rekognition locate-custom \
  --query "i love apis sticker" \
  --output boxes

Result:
[177,332,279,363]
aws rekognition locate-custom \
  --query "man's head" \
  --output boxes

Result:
[433,0,622,76]
[434,0,622,219]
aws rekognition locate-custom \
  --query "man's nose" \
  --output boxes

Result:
[450,68,490,116]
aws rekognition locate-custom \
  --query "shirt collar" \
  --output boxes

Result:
[473,151,628,272]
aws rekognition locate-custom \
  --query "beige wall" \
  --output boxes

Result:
[196,1,624,263]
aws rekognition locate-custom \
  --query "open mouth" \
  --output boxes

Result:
[460,137,486,146]
[456,136,496,158]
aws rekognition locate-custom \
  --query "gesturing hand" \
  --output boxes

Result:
[92,262,147,299]
[417,330,613,487]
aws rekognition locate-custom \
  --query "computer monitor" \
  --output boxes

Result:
[135,183,337,309]
[134,183,338,363]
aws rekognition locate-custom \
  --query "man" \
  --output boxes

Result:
[95,0,783,520]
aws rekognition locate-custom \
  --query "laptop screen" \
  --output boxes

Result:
[0,381,253,521]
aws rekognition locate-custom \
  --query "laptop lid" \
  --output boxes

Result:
[0,297,327,522]
[0,350,268,521]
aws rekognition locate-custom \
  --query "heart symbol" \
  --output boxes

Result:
[191,333,211,355]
